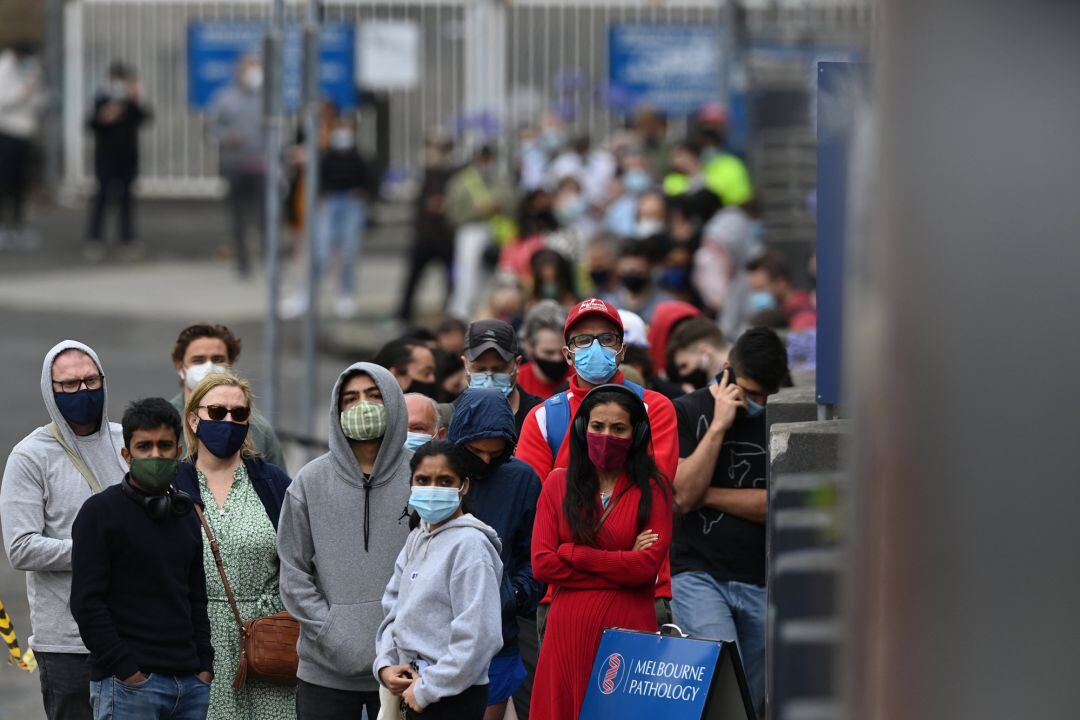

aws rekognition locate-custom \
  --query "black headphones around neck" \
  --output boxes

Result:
[121,478,194,521]
[573,383,652,453]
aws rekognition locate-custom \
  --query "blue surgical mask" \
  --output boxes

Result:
[409,486,463,525]
[468,371,514,397]
[571,340,619,385]
[749,291,778,313]
[745,397,765,418]
[404,432,433,452]
[622,170,652,194]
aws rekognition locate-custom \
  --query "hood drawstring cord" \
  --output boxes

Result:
[363,481,372,551]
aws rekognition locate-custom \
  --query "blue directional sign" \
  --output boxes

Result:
[187,21,356,111]
[608,24,722,116]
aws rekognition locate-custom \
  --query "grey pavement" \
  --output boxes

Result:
[0,195,434,717]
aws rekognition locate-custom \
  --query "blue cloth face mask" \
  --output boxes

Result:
[195,419,249,459]
[572,340,619,385]
[468,371,514,397]
[409,486,463,525]
[745,397,765,418]
[404,432,433,452]
[53,388,105,426]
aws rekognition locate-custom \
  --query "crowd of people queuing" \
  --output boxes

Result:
[2,48,819,720]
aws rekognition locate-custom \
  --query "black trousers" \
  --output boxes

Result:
[406,684,487,720]
[226,171,265,276]
[87,171,135,243]
[512,615,539,720]
[397,237,454,322]
[36,651,92,720]
[296,678,380,720]
[0,131,30,229]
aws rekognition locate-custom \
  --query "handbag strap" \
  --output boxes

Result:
[46,422,103,494]
[193,503,247,637]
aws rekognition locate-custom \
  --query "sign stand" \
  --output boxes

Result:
[580,626,755,720]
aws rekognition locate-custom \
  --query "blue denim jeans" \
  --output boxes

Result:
[89,674,210,720]
[671,572,766,716]
[315,193,366,295]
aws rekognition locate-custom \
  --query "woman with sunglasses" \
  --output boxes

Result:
[173,374,296,720]
[529,384,672,720]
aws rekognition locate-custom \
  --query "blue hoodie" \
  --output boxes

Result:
[448,388,544,657]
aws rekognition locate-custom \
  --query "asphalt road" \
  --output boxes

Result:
[0,197,424,718]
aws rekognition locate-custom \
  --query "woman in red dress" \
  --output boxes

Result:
[530,384,673,720]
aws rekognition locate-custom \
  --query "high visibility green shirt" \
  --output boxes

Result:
[703,151,754,206]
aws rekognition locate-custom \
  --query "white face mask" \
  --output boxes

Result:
[109,80,128,101]
[329,128,355,151]
[635,218,665,238]
[181,361,230,391]
[243,66,264,91]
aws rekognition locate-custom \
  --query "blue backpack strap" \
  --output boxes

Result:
[621,378,647,400]
[543,393,571,459]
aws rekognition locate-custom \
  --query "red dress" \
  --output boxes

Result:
[529,469,673,720]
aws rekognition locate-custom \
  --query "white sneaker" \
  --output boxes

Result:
[333,295,358,319]
[279,292,309,320]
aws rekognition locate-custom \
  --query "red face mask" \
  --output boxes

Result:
[586,432,633,473]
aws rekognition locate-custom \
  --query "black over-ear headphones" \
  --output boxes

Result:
[574,383,652,453]
[121,478,195,521]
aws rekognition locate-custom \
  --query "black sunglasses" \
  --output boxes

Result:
[199,404,251,422]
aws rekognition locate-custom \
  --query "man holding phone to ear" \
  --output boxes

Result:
[670,328,791,717]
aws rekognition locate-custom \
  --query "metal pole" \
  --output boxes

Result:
[262,0,285,424]
[43,0,64,195]
[301,0,322,456]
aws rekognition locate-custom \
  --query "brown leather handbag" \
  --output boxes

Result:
[195,504,300,689]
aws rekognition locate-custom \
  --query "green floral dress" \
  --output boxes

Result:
[198,466,296,720]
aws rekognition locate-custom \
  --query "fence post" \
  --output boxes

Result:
[301,0,322,458]
[262,0,286,424]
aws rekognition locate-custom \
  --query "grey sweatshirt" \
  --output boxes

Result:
[374,514,504,709]
[206,83,265,176]
[0,340,126,653]
[278,362,413,692]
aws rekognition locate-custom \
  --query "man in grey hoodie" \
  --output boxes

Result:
[1,340,127,720]
[278,362,413,720]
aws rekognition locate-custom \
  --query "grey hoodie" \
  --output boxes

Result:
[374,514,504,709]
[278,362,413,692]
[0,340,126,653]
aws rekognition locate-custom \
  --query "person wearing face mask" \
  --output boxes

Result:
[603,152,654,238]
[375,441,503,719]
[634,189,669,240]
[278,363,413,720]
[169,323,285,470]
[457,320,541,435]
[447,390,543,720]
[207,55,267,278]
[1,341,126,720]
[670,328,791,716]
[85,60,152,261]
[374,337,441,400]
[600,240,673,324]
[515,299,679,635]
[665,317,728,392]
[517,301,572,400]
[71,398,213,720]
[281,113,373,320]
[404,393,447,451]
[171,374,295,720]
[530,385,672,720]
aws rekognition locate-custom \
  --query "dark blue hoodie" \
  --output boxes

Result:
[448,388,544,657]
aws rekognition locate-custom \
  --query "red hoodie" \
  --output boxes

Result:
[646,301,703,376]
[516,370,678,598]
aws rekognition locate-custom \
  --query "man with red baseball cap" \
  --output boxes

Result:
[514,298,679,632]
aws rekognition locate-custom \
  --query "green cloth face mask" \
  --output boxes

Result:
[341,401,388,442]
[129,457,180,494]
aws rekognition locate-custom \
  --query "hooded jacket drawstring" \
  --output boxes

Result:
[363,481,372,551]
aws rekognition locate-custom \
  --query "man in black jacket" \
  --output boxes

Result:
[71,398,213,720]
[85,61,151,261]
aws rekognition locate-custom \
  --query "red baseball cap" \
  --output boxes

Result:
[564,298,624,340]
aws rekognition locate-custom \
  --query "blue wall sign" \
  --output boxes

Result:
[580,630,721,719]
[607,24,722,116]
[816,61,867,405]
[187,21,356,112]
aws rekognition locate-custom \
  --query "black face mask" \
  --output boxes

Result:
[678,369,710,390]
[533,356,569,382]
[620,274,650,294]
[462,448,506,480]
[589,269,612,289]
[407,379,440,399]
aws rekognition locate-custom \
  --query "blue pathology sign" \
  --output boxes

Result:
[608,24,722,116]
[187,21,356,111]
[580,629,754,719]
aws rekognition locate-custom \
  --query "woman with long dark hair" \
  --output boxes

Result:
[529,385,673,720]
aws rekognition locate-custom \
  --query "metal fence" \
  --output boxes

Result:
[63,0,872,198]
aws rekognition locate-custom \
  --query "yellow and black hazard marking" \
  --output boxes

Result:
[0,599,37,672]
